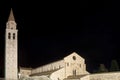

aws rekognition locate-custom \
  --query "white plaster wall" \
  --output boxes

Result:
[50,68,65,80]
[90,72,120,80]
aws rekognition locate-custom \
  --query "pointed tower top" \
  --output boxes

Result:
[8,8,15,21]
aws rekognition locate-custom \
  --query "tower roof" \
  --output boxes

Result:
[8,9,15,21]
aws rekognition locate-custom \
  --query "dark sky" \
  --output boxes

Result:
[0,0,120,76]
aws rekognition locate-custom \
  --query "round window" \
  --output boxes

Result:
[73,56,76,60]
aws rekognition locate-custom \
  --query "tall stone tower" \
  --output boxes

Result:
[5,9,18,79]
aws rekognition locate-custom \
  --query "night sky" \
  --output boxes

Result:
[0,0,120,77]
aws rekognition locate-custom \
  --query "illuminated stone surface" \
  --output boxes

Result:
[5,9,18,80]
[20,52,89,80]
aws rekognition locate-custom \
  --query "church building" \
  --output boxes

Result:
[4,9,120,80]
[19,52,89,80]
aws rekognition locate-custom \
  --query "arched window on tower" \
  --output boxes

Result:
[13,33,15,39]
[8,33,11,39]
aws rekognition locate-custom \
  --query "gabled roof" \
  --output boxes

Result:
[64,52,84,60]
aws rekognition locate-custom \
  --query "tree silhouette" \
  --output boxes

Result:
[98,64,108,73]
[110,60,119,71]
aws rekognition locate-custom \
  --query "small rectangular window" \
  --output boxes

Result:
[67,63,69,66]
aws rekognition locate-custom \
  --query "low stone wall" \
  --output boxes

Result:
[0,78,18,80]
[90,72,120,80]
[80,75,89,80]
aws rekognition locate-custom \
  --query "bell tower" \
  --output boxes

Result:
[5,9,18,79]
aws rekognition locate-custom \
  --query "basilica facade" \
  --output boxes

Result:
[19,52,89,80]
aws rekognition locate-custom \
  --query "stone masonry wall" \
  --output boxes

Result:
[89,72,120,80]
